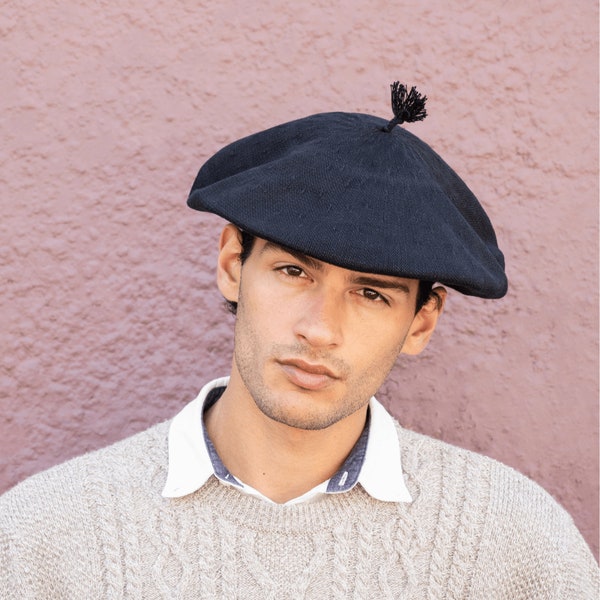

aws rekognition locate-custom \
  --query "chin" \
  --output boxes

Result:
[254,390,362,432]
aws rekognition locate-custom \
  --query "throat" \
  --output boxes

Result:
[204,385,368,504]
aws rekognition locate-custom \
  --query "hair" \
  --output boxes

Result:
[225,230,440,315]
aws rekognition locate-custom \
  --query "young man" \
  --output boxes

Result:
[1,85,598,598]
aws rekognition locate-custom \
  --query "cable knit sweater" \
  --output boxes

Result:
[1,420,598,599]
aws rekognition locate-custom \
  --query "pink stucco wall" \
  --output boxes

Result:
[1,1,598,557]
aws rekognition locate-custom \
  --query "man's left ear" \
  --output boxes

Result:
[401,286,447,355]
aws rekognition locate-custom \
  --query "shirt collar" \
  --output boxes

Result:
[162,377,412,503]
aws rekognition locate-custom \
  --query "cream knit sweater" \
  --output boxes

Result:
[1,420,598,599]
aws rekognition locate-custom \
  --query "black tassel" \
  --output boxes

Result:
[382,82,427,132]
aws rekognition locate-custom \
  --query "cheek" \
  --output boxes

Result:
[349,321,409,368]
[236,279,291,345]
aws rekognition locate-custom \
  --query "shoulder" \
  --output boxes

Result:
[395,424,599,597]
[396,422,578,529]
[1,420,170,513]
[0,421,170,595]
[395,422,584,541]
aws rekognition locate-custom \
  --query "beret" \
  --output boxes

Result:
[187,106,507,298]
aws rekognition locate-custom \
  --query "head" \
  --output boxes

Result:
[187,89,507,431]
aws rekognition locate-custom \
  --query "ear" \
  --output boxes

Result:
[217,224,244,304]
[401,287,447,355]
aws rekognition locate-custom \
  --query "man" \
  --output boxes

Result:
[1,84,598,598]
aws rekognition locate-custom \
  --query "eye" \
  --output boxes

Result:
[277,265,306,278]
[358,288,389,304]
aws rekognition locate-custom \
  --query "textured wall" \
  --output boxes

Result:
[1,1,597,557]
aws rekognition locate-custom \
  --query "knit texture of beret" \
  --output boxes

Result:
[187,108,508,299]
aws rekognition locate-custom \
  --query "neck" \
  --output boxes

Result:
[204,370,368,503]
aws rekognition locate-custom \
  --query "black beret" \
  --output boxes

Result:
[187,111,507,298]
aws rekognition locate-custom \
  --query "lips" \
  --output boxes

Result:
[278,358,339,391]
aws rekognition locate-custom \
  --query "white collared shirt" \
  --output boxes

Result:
[162,377,412,505]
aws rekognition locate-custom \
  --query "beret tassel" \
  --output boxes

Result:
[382,82,427,132]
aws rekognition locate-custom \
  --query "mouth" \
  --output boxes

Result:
[277,358,339,391]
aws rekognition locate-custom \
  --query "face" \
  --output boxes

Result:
[219,227,442,431]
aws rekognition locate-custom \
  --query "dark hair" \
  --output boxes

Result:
[225,231,439,315]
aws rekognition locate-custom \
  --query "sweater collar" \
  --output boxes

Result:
[162,377,412,504]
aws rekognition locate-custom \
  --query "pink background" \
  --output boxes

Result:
[1,1,598,557]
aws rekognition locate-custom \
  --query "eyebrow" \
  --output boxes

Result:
[351,275,411,295]
[261,241,411,295]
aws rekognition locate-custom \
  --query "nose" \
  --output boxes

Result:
[293,287,343,348]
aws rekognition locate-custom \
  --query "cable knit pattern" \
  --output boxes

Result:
[1,421,598,599]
